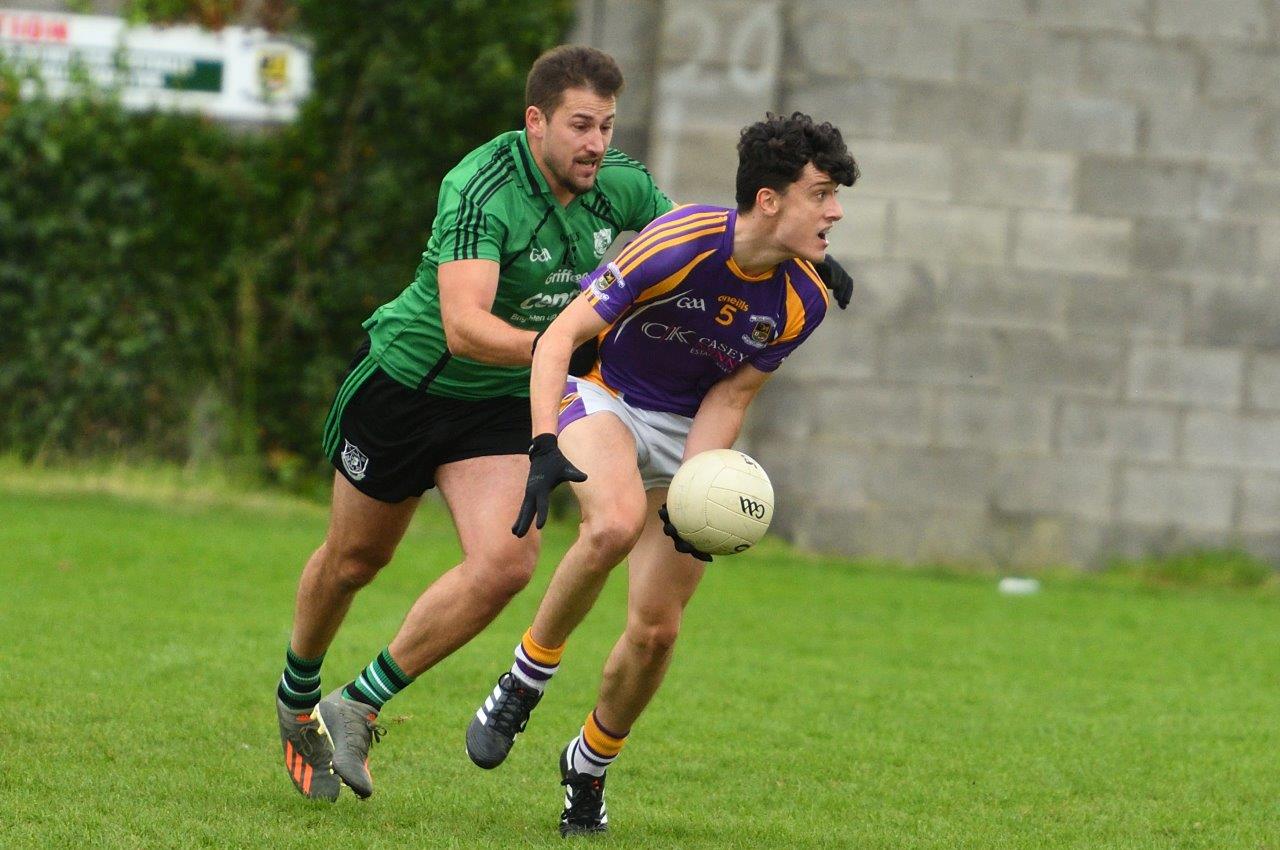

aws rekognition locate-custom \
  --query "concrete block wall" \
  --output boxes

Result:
[587,0,1280,567]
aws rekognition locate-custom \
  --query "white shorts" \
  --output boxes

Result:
[556,377,693,489]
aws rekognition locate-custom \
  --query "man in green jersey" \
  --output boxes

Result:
[274,45,673,802]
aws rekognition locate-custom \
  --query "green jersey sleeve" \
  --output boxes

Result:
[433,172,512,263]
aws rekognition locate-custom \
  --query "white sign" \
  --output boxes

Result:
[0,8,311,122]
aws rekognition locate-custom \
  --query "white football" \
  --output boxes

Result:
[666,449,774,555]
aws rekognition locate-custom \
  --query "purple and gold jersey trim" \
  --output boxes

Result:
[557,391,581,416]
[776,261,828,345]
[635,249,718,305]
[792,259,830,306]
[613,207,729,277]
[725,254,774,282]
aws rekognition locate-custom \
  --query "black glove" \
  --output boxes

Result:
[813,254,853,310]
[657,504,713,563]
[532,330,598,378]
[568,337,599,377]
[512,434,587,537]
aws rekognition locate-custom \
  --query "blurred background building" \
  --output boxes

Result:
[573,0,1280,568]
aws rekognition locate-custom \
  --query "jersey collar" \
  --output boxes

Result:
[510,131,552,198]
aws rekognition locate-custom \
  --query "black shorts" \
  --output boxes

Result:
[321,341,531,503]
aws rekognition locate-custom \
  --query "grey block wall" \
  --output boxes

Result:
[584,0,1280,568]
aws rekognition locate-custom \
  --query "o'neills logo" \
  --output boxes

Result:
[341,439,369,481]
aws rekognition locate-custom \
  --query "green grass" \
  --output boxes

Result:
[2,476,1279,849]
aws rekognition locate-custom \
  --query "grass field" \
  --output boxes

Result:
[2,473,1279,849]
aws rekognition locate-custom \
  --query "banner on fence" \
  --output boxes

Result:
[0,7,311,122]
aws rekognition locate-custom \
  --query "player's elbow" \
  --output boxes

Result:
[543,324,582,356]
[444,334,476,360]
[706,386,755,417]
[725,388,756,411]
[441,315,481,359]
[722,370,769,411]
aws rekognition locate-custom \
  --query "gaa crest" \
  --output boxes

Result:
[590,263,624,295]
[341,439,369,481]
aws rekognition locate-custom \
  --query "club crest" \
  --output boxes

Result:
[593,227,613,257]
[589,263,625,300]
[341,439,369,481]
[258,49,290,93]
[743,315,776,348]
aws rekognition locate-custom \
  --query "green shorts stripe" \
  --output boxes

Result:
[322,354,380,458]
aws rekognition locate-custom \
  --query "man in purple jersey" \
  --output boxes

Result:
[462,112,858,836]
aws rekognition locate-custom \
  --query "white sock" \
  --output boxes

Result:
[510,632,560,692]
[569,725,622,777]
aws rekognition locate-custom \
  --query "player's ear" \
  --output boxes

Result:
[525,105,546,138]
[754,186,781,216]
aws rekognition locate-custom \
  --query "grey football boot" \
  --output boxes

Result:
[314,689,384,798]
[276,698,341,801]
[466,673,544,769]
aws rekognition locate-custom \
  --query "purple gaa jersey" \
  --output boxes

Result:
[576,204,828,417]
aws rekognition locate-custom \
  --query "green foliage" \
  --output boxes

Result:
[0,0,572,483]
[0,66,260,459]
[122,0,244,28]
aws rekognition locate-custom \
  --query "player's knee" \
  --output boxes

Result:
[625,618,681,662]
[469,544,538,604]
[322,541,392,591]
[578,513,645,564]
[334,558,385,592]
[470,568,531,609]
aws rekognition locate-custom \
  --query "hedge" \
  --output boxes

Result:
[0,0,573,489]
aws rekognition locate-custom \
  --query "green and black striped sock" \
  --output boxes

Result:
[343,647,414,711]
[277,646,324,712]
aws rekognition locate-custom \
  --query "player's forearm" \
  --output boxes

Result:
[684,400,748,460]
[684,370,766,458]
[530,331,574,436]
[445,311,537,366]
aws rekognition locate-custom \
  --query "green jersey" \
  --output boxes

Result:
[364,130,673,399]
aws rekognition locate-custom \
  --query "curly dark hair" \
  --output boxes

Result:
[735,112,859,210]
[526,45,624,118]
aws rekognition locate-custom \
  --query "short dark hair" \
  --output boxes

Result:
[525,45,624,118]
[735,112,859,210]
